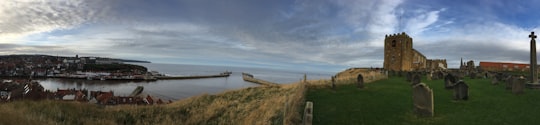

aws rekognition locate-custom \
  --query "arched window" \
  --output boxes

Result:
[392,40,396,47]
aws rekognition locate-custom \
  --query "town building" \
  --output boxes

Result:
[383,32,447,71]
[479,62,532,72]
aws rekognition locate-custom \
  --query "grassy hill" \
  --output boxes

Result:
[0,83,306,125]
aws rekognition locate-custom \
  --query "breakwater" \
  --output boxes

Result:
[242,73,279,86]
[155,71,231,80]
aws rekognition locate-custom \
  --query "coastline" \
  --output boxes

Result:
[0,67,386,124]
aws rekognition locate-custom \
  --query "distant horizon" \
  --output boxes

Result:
[4,53,540,73]
[0,53,342,74]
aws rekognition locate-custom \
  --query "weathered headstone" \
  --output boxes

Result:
[437,72,444,80]
[331,76,336,90]
[406,72,412,82]
[357,74,364,89]
[487,72,494,79]
[506,76,514,90]
[444,74,456,89]
[496,72,503,81]
[412,83,434,117]
[491,77,499,85]
[458,72,465,80]
[431,71,438,80]
[427,73,432,81]
[512,77,526,94]
[412,74,421,85]
[303,101,313,125]
[453,81,469,100]
[470,72,476,79]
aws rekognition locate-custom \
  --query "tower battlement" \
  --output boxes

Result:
[385,32,410,38]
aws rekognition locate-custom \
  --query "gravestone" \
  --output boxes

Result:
[331,76,336,90]
[458,72,465,80]
[437,72,444,80]
[512,77,526,94]
[444,74,457,89]
[427,73,432,81]
[496,72,503,81]
[470,72,476,79]
[398,71,403,77]
[487,72,494,79]
[303,101,313,125]
[491,77,499,85]
[412,83,434,117]
[506,76,514,90]
[453,81,469,100]
[357,74,364,89]
[406,72,412,82]
[431,71,438,80]
[412,74,421,85]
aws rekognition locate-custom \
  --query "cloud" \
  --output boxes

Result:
[334,0,403,35]
[405,8,446,35]
[0,0,110,42]
[0,43,93,56]
[3,0,540,72]
[414,21,536,68]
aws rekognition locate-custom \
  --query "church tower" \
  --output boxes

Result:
[383,32,413,71]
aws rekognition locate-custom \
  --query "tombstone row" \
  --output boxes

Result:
[489,73,526,95]
[327,74,364,90]
[444,73,469,100]
[504,75,526,94]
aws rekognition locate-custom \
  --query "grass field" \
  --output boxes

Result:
[306,76,540,125]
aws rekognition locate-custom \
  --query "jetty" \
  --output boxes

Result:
[242,73,278,86]
[155,71,232,80]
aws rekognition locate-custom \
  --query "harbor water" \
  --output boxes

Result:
[37,63,334,100]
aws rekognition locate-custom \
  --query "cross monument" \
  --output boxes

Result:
[530,32,538,84]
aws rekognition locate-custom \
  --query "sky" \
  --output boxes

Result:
[1,0,540,73]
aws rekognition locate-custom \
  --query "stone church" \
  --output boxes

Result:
[383,32,447,71]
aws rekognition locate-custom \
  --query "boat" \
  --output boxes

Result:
[130,86,144,96]
[221,71,232,75]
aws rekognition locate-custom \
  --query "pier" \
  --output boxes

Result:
[242,73,278,86]
[155,71,232,80]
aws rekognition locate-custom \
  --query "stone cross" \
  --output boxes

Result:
[530,32,538,84]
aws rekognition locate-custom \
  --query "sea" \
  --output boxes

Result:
[37,63,335,100]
